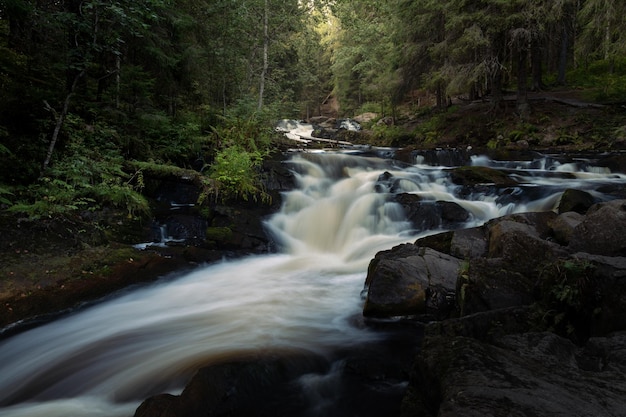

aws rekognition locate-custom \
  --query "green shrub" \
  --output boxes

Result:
[203,146,269,203]
[534,259,599,342]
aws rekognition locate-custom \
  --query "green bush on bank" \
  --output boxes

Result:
[199,113,275,204]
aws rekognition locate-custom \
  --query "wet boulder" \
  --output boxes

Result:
[550,211,584,245]
[450,227,488,259]
[486,211,563,274]
[459,215,560,317]
[363,244,460,319]
[414,227,488,260]
[374,171,394,193]
[557,188,596,214]
[568,199,626,256]
[395,193,470,232]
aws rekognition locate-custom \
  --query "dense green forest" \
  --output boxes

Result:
[1,0,625,219]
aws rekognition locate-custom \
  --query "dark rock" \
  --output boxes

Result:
[397,197,442,231]
[439,201,471,224]
[369,202,626,323]
[404,329,626,417]
[207,205,273,252]
[134,354,328,417]
[375,171,394,193]
[450,226,488,259]
[363,244,460,319]
[424,306,533,341]
[392,201,626,416]
[261,158,296,197]
[415,231,454,256]
[486,212,562,271]
[458,258,535,316]
[550,211,584,245]
[557,188,596,214]
[161,214,207,244]
[596,183,626,200]
[597,153,626,174]
[569,252,626,336]
[568,199,626,256]
[395,194,470,232]
[413,149,472,167]
[448,165,517,187]
[415,226,489,260]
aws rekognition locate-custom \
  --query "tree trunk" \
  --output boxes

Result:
[257,0,269,112]
[557,24,569,85]
[490,66,503,112]
[41,70,85,174]
[517,48,529,118]
[116,53,121,109]
[436,82,445,110]
[490,33,505,112]
[531,40,544,91]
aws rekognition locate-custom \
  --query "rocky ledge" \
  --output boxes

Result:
[364,197,626,416]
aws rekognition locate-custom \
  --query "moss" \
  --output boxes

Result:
[205,226,233,243]
[449,166,517,187]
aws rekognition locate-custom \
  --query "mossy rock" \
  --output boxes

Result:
[558,188,596,214]
[449,166,517,186]
[205,226,233,243]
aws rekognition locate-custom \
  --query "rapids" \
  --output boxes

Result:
[0,149,624,417]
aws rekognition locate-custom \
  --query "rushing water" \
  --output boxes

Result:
[0,149,624,417]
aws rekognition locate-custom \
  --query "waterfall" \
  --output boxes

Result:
[0,150,624,417]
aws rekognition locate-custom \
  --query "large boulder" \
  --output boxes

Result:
[395,194,470,232]
[485,211,563,273]
[557,188,596,214]
[550,211,584,245]
[363,244,460,319]
[568,199,626,256]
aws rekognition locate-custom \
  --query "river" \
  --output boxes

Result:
[0,148,624,417]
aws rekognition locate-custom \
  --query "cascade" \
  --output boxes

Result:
[0,147,624,417]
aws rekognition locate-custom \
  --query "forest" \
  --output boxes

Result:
[1,0,626,217]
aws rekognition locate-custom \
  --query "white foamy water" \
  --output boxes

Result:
[1,150,624,417]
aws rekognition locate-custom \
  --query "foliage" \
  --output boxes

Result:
[204,146,265,202]
[368,123,411,147]
[199,114,274,204]
[413,109,454,144]
[534,259,599,342]
[0,185,13,206]
[568,58,626,102]
[7,115,150,220]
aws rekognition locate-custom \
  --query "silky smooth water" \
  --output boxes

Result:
[0,150,624,417]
